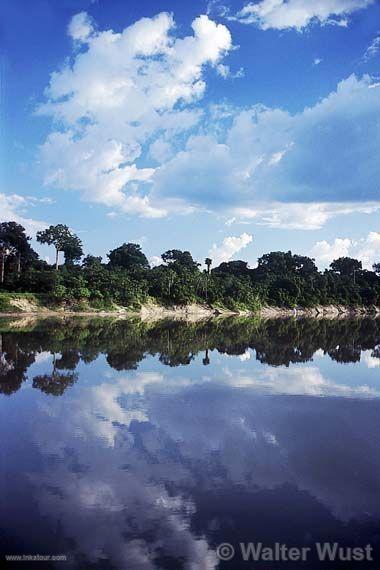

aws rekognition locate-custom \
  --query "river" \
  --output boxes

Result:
[1,316,380,569]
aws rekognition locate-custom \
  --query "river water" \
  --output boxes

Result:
[0,316,380,569]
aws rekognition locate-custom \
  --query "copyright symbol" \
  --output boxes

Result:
[216,543,235,561]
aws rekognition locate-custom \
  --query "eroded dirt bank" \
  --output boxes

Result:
[0,297,380,321]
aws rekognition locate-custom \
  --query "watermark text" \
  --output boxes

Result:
[216,542,374,563]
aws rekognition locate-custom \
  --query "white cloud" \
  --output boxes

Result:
[313,57,323,66]
[362,350,380,368]
[68,11,95,42]
[8,354,379,570]
[216,63,230,78]
[208,101,238,120]
[149,138,173,164]
[209,232,253,266]
[225,366,380,397]
[149,255,162,268]
[239,349,251,361]
[310,231,380,269]
[232,202,380,230]
[38,12,232,217]
[363,33,380,61]
[233,0,374,30]
[23,372,219,569]
[0,193,46,234]
[37,13,380,226]
[310,238,352,266]
[355,232,380,269]
[152,74,380,223]
[216,63,245,79]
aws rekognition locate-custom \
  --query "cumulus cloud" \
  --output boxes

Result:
[0,193,46,234]
[37,12,380,228]
[310,232,380,269]
[68,11,95,42]
[38,12,232,217]
[152,74,380,224]
[209,232,253,266]
[232,0,374,30]
[310,238,352,266]
[149,138,174,164]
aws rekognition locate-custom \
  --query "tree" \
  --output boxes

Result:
[213,260,250,277]
[0,242,16,284]
[161,249,199,271]
[0,222,38,276]
[269,277,300,307]
[3,216,380,311]
[62,237,84,265]
[256,251,318,278]
[205,257,212,275]
[108,243,149,271]
[36,224,83,270]
[330,257,362,278]
[82,255,103,268]
[292,254,319,277]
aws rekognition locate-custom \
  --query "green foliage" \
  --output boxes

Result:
[0,292,42,312]
[161,249,199,271]
[108,243,149,270]
[205,257,212,274]
[0,293,15,312]
[17,267,58,293]
[1,221,380,311]
[256,251,318,278]
[36,224,83,267]
[213,260,250,278]
[330,257,362,277]
[0,222,38,268]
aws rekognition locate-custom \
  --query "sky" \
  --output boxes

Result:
[1,0,380,269]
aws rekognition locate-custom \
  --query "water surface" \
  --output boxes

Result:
[1,316,380,569]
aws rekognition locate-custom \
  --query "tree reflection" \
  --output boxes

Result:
[55,349,80,370]
[0,316,380,395]
[0,332,35,395]
[32,370,77,396]
[371,345,380,359]
[202,349,210,366]
[32,352,78,396]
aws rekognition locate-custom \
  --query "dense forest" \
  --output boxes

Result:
[1,221,380,311]
[1,316,380,395]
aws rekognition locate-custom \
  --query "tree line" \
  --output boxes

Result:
[1,221,380,310]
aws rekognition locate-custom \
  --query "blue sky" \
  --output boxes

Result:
[1,0,380,268]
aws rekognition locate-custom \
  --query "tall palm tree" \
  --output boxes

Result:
[0,243,16,284]
[205,257,212,275]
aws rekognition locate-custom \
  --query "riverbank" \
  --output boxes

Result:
[0,295,216,320]
[140,303,380,319]
[0,293,379,320]
[259,305,380,318]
